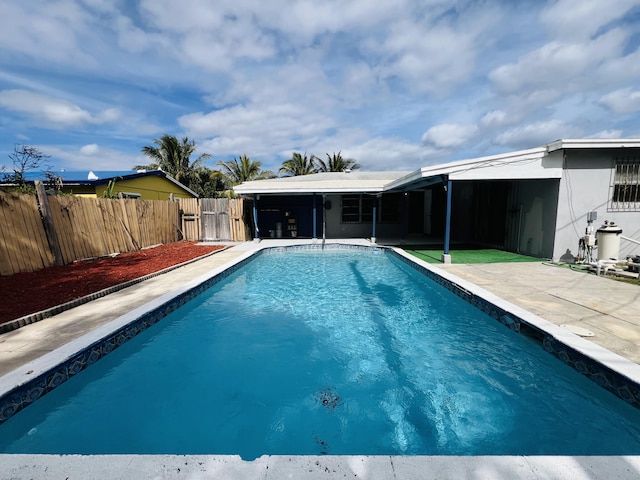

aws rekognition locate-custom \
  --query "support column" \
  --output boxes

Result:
[322,194,327,242]
[252,194,260,242]
[442,179,452,263]
[371,195,379,244]
[312,193,317,240]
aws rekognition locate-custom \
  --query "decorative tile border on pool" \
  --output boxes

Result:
[2,242,639,426]
[386,247,640,410]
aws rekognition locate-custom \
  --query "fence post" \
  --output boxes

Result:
[34,181,64,266]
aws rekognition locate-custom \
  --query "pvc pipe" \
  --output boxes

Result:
[621,235,640,246]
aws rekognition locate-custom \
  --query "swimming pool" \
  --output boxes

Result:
[1,245,640,458]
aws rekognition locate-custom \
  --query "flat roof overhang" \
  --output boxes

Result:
[233,172,411,196]
[234,138,640,197]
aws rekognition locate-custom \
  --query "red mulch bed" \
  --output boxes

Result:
[0,241,225,324]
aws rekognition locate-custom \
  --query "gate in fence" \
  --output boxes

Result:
[178,198,249,242]
[201,198,230,241]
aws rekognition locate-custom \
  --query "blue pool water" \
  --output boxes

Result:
[1,248,640,458]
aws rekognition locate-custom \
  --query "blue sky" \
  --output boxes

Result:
[1,0,640,174]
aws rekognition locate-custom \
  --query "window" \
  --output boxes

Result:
[119,192,141,199]
[610,157,640,211]
[341,195,360,223]
[341,194,402,223]
[341,195,374,223]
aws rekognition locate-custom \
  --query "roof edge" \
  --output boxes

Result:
[547,138,640,152]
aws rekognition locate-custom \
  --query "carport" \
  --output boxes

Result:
[234,146,563,261]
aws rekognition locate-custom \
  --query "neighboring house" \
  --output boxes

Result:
[18,170,198,200]
[234,138,640,262]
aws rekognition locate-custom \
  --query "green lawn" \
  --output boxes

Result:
[402,247,542,264]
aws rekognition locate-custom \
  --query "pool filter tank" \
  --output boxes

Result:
[596,221,623,261]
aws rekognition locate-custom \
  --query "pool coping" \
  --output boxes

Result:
[1,241,640,479]
[2,454,640,479]
[389,247,640,406]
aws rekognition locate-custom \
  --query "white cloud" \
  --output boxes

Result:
[340,137,438,171]
[184,102,336,159]
[372,4,500,95]
[2,0,640,176]
[479,110,509,128]
[494,120,582,148]
[489,29,628,95]
[597,46,640,85]
[421,123,479,149]
[589,129,623,139]
[43,144,141,171]
[599,88,640,114]
[540,0,638,41]
[0,1,97,67]
[0,89,121,127]
[79,143,100,155]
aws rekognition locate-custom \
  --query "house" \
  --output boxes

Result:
[234,139,640,262]
[18,170,198,200]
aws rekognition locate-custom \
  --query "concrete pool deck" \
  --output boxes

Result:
[1,239,640,479]
[435,261,640,365]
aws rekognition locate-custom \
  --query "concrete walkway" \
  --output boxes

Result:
[436,262,640,365]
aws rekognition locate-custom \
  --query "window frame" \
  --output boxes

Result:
[609,156,640,212]
[341,194,402,224]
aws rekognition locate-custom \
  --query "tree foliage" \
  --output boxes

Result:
[193,167,230,197]
[5,144,51,185]
[137,134,211,191]
[314,151,360,172]
[279,152,318,177]
[1,144,58,193]
[217,155,275,185]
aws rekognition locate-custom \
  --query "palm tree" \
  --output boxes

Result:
[137,134,211,188]
[279,152,318,177]
[314,151,360,172]
[193,167,230,197]
[217,155,275,185]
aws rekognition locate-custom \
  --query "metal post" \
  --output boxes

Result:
[322,194,326,242]
[371,195,378,244]
[312,193,317,240]
[252,194,260,241]
[442,179,452,263]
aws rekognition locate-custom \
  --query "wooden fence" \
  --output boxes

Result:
[48,195,180,265]
[178,198,251,242]
[0,192,251,276]
[0,190,180,276]
[0,191,54,275]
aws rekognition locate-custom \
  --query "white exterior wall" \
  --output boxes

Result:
[554,149,640,261]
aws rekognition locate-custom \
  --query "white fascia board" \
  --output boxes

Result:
[450,149,562,180]
[234,186,386,195]
[386,147,554,188]
[382,169,426,191]
[234,183,388,195]
[547,138,640,152]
